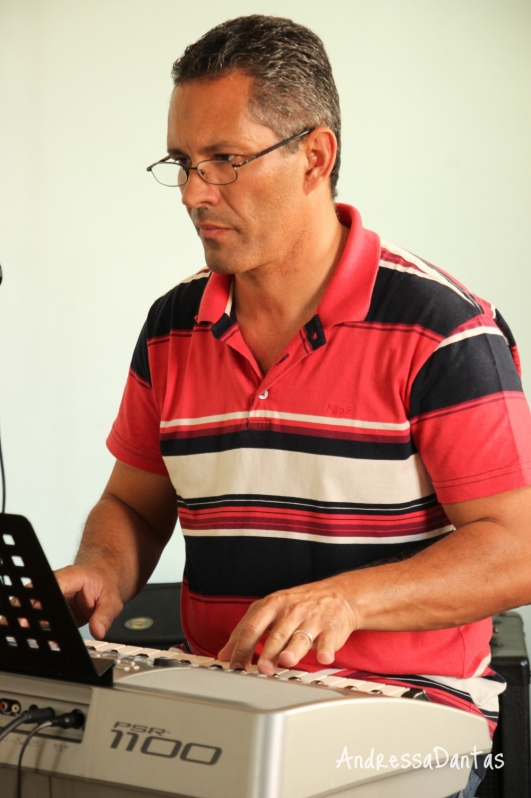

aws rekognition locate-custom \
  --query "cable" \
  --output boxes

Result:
[51,710,85,730]
[0,708,55,744]
[16,720,54,798]
[15,710,85,798]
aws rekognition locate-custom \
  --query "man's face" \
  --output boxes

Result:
[167,72,308,275]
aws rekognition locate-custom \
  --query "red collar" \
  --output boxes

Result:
[197,203,380,327]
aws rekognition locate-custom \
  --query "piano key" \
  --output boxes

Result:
[276,669,309,681]
[297,669,342,680]
[156,652,216,666]
[132,647,164,658]
[111,645,151,656]
[339,679,375,691]
[340,679,387,694]
[337,678,365,688]
[335,678,401,695]
[89,642,129,654]
[92,640,418,702]
[186,654,217,666]
[240,664,289,675]
[378,685,410,697]
[84,640,115,651]
[361,682,387,694]
[299,674,348,686]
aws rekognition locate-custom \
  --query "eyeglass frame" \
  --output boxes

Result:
[146,129,312,187]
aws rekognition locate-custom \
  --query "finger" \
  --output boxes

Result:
[65,577,101,628]
[222,602,279,670]
[256,616,317,672]
[60,569,122,638]
[275,628,315,669]
[218,612,264,662]
[88,613,109,641]
[217,625,242,662]
[315,631,338,665]
[84,585,122,639]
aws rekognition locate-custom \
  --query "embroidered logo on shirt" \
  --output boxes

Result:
[327,404,354,417]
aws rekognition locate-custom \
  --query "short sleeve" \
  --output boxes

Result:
[410,315,531,503]
[106,321,168,475]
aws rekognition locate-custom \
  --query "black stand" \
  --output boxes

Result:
[105,582,185,650]
[477,612,531,798]
[0,513,113,686]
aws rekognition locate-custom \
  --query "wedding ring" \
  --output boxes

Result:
[292,629,314,646]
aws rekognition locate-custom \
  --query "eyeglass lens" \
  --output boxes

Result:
[151,160,238,187]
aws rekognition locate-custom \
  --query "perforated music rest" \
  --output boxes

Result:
[0,513,113,685]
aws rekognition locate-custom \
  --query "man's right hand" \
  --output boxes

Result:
[54,564,124,640]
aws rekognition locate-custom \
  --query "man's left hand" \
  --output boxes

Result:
[217,576,359,675]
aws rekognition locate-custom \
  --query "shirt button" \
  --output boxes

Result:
[258,390,269,400]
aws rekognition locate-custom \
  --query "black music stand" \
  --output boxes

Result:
[0,513,113,686]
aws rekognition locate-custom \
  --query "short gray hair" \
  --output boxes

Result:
[171,15,341,198]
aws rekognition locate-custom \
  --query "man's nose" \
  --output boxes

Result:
[180,170,220,208]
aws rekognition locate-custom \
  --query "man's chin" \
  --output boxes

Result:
[203,250,249,276]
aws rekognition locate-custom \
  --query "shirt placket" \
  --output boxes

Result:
[220,319,326,428]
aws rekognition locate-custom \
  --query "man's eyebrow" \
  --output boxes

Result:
[167,148,187,159]
[167,141,245,158]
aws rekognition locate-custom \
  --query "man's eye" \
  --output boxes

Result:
[213,154,236,162]
[176,159,191,169]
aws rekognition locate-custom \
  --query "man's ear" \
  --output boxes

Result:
[302,127,337,194]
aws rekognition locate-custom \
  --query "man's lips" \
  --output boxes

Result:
[195,222,232,238]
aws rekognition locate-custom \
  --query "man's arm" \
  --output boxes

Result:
[55,460,177,640]
[219,485,531,674]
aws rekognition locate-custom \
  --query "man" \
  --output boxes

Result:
[56,15,531,797]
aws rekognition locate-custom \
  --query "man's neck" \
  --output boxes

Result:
[233,203,349,374]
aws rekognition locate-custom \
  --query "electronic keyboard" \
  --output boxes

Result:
[0,639,492,798]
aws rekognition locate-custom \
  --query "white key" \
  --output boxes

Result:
[89,642,129,654]
[188,655,216,666]
[337,678,366,689]
[276,669,309,681]
[84,640,114,651]
[378,684,409,697]
[339,678,383,692]
[240,664,289,675]
[228,663,259,673]
[305,669,343,677]
[132,647,164,658]
[360,682,387,694]
[112,645,150,656]
[299,674,348,687]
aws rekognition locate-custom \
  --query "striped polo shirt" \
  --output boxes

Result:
[108,203,530,728]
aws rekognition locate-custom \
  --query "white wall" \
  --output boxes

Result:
[1,0,530,630]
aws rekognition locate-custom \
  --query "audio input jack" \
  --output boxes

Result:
[0,699,21,716]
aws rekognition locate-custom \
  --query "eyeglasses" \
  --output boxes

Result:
[146,129,311,187]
